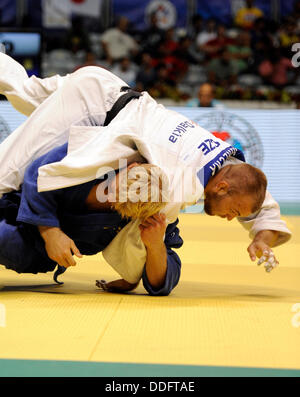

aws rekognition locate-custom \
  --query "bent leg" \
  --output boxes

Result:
[0,53,67,116]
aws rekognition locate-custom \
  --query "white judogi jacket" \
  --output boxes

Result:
[0,54,291,283]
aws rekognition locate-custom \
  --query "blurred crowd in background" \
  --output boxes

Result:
[1,0,300,106]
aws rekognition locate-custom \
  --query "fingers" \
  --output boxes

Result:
[58,245,79,268]
[257,249,279,273]
[257,249,273,266]
[139,213,167,247]
[155,214,167,227]
[247,245,257,261]
[154,213,166,221]
[140,214,166,228]
[96,279,109,291]
[59,252,76,268]
[45,233,82,268]
[71,241,83,258]
[141,217,157,227]
[248,243,279,273]
[62,241,82,267]
[139,224,146,232]
[57,258,71,268]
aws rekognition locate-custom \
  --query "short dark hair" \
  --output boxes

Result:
[225,163,267,213]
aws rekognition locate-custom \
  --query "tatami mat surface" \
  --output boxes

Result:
[0,214,299,372]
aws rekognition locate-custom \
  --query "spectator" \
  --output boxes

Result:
[101,16,140,65]
[258,48,295,88]
[174,35,199,66]
[111,57,137,87]
[186,15,206,64]
[135,53,156,92]
[248,18,280,71]
[161,27,178,54]
[234,0,264,30]
[166,35,197,83]
[148,65,183,101]
[73,52,102,72]
[201,24,233,60]
[266,19,281,47]
[279,18,299,56]
[207,48,238,87]
[187,14,204,40]
[64,16,91,54]
[142,12,165,56]
[196,18,217,49]
[251,18,267,47]
[151,40,168,68]
[292,0,300,34]
[150,29,186,84]
[227,30,252,74]
[250,38,271,74]
[187,83,221,107]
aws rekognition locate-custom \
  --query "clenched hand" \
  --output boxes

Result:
[139,213,167,248]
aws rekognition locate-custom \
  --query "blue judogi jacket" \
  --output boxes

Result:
[0,143,183,296]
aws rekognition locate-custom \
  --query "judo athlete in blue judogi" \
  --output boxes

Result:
[0,143,182,296]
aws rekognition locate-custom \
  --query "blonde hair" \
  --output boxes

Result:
[111,164,169,221]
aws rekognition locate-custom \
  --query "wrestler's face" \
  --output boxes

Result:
[204,189,254,220]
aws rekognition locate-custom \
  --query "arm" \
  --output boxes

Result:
[140,215,182,296]
[95,216,182,295]
[238,190,292,271]
[16,143,82,268]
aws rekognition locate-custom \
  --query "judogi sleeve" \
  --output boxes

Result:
[142,219,183,296]
[16,144,68,227]
[237,190,292,247]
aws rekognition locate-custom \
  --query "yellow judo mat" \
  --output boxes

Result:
[0,213,299,376]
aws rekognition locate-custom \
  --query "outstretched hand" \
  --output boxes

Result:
[247,240,279,273]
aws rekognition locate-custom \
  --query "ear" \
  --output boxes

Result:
[215,181,229,196]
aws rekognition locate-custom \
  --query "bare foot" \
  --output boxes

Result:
[96,278,139,293]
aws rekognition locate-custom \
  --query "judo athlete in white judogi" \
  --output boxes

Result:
[0,53,291,294]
